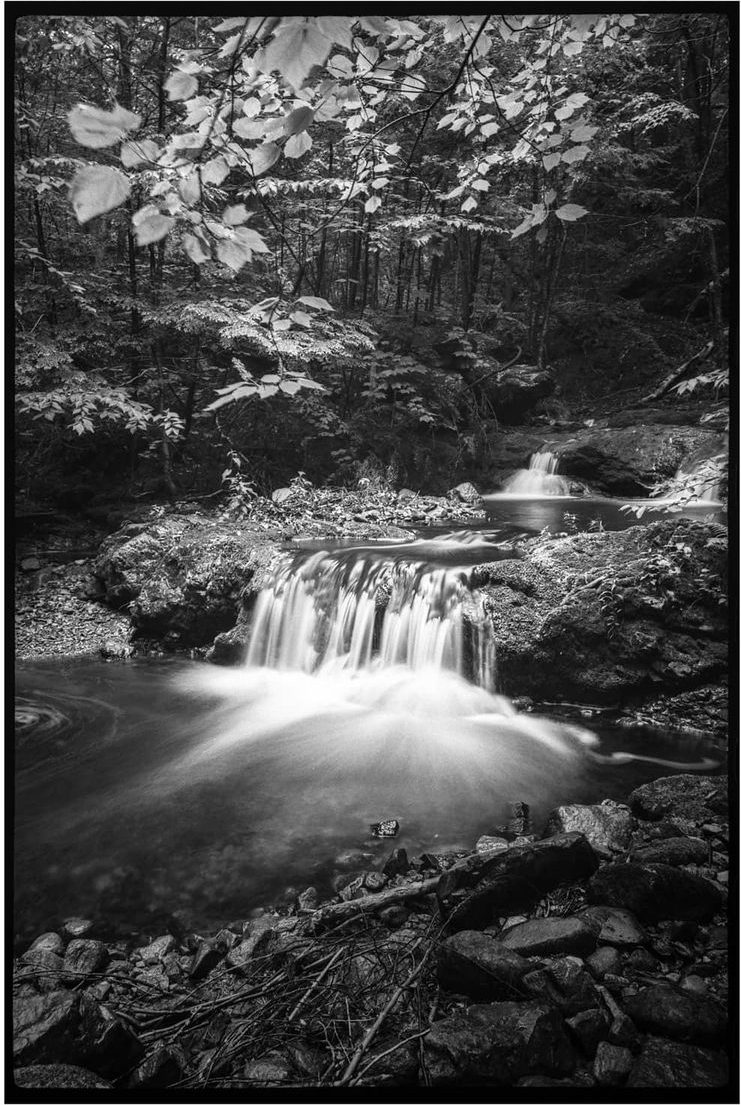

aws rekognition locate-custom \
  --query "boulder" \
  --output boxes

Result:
[13,1064,112,1089]
[475,835,509,856]
[61,918,95,941]
[25,933,64,957]
[632,837,709,867]
[587,863,722,923]
[629,774,728,822]
[565,1008,611,1057]
[362,1041,419,1086]
[137,934,177,965]
[443,833,599,932]
[627,1036,729,1088]
[578,906,646,948]
[437,931,531,999]
[624,983,727,1047]
[585,946,621,980]
[128,1045,185,1089]
[13,990,79,1066]
[499,917,597,959]
[77,993,144,1079]
[17,949,64,993]
[243,1053,294,1085]
[448,482,482,505]
[489,364,555,424]
[189,941,225,982]
[425,1002,575,1086]
[593,1041,634,1087]
[544,801,634,852]
[63,939,108,980]
[521,957,602,1016]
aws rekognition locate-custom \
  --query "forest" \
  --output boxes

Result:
[13,12,732,1097]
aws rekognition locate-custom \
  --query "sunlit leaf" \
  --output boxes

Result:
[69,165,130,223]
[120,138,159,167]
[297,295,335,311]
[182,231,211,263]
[257,19,333,91]
[365,195,382,213]
[247,142,281,176]
[554,202,589,221]
[165,70,198,102]
[289,311,313,327]
[223,203,249,226]
[284,131,313,158]
[133,209,174,246]
[69,102,141,148]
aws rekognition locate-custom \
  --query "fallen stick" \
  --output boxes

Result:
[310,876,443,930]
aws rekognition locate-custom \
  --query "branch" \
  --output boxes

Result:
[310,875,443,931]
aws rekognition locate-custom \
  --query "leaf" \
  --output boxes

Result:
[132,206,174,245]
[297,295,335,312]
[461,196,477,213]
[247,142,281,176]
[217,238,252,272]
[258,20,333,91]
[289,311,312,327]
[233,117,266,140]
[481,121,500,137]
[182,231,211,263]
[223,203,249,226]
[68,102,141,148]
[316,16,355,48]
[284,131,313,158]
[69,166,130,223]
[260,374,281,384]
[570,124,598,143]
[165,70,198,102]
[279,379,302,395]
[561,144,590,165]
[272,319,292,331]
[544,188,557,205]
[554,203,588,221]
[201,156,229,185]
[563,40,583,56]
[328,54,354,78]
[283,105,315,135]
[233,226,270,254]
[511,215,534,239]
[359,15,387,36]
[471,179,489,192]
[179,174,201,204]
[120,138,160,167]
[364,195,382,214]
[214,17,248,32]
[542,152,561,171]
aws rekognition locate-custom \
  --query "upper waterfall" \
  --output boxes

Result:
[501,449,570,496]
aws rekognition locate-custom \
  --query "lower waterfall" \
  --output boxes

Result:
[500,449,571,496]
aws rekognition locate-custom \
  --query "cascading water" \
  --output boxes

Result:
[500,449,571,496]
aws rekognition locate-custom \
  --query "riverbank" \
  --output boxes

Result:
[12,773,729,1090]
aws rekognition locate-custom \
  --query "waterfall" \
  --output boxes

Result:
[246,549,496,691]
[501,449,571,496]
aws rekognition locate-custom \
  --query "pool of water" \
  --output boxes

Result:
[14,657,723,941]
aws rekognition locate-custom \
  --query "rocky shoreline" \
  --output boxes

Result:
[13,773,729,1090]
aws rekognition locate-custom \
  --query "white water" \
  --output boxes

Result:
[500,449,571,496]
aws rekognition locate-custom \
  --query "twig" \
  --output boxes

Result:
[287,947,344,1023]
[311,875,442,929]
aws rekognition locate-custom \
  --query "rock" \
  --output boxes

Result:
[297,887,319,912]
[490,364,555,423]
[544,801,634,852]
[62,918,94,941]
[99,638,132,659]
[13,990,79,1066]
[627,1036,729,1088]
[522,957,602,1016]
[448,482,482,505]
[18,949,64,993]
[363,1041,419,1086]
[13,1064,112,1089]
[566,1008,610,1057]
[608,1011,640,1050]
[632,837,709,866]
[625,947,658,973]
[585,946,621,979]
[624,982,727,1046]
[578,906,646,948]
[21,557,41,571]
[128,1044,185,1088]
[77,993,144,1078]
[138,934,176,964]
[189,941,224,981]
[382,847,409,877]
[271,487,294,504]
[425,1002,575,1086]
[499,917,598,959]
[26,933,64,956]
[586,862,722,922]
[629,774,728,822]
[63,939,108,980]
[227,916,279,973]
[475,835,509,856]
[593,1041,634,1087]
[379,906,409,928]
[437,931,531,999]
[443,833,599,932]
[243,1053,293,1085]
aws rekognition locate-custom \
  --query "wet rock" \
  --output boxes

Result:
[189,941,224,982]
[13,1064,112,1089]
[627,1036,729,1088]
[499,917,597,959]
[587,862,722,923]
[475,835,509,856]
[565,1008,610,1057]
[425,1002,575,1086]
[448,481,482,505]
[379,905,409,928]
[585,946,621,979]
[625,947,658,973]
[608,1011,640,1050]
[138,934,176,965]
[363,1040,419,1086]
[128,1044,185,1088]
[18,949,64,993]
[243,1052,294,1085]
[490,364,555,423]
[521,956,602,1016]
[593,1041,634,1086]
[78,993,144,1079]
[227,916,280,973]
[100,638,132,659]
[632,836,709,866]
[437,931,531,999]
[578,906,646,948]
[26,933,64,957]
[545,800,635,853]
[297,887,319,912]
[62,918,94,941]
[382,847,409,877]
[629,774,728,823]
[63,938,108,980]
[624,982,727,1046]
[443,833,599,932]
[13,990,79,1065]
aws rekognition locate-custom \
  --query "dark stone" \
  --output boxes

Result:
[585,946,621,980]
[578,906,646,947]
[437,931,531,999]
[379,905,409,928]
[62,917,95,941]
[17,949,65,994]
[243,1053,293,1085]
[363,1041,419,1086]
[382,848,409,877]
[627,1036,729,1088]
[490,364,555,424]
[544,801,634,852]
[78,993,144,1079]
[624,983,728,1046]
[632,837,709,867]
[13,1064,112,1089]
[189,941,224,981]
[138,934,177,965]
[26,933,64,957]
[443,833,599,932]
[499,917,598,958]
[586,862,722,923]
[608,1012,640,1050]
[593,1041,634,1087]
[297,887,319,912]
[128,1045,185,1088]
[63,938,108,980]
[566,1008,611,1057]
[625,947,659,973]
[629,774,728,822]
[13,990,79,1066]
[522,957,602,1016]
[425,1002,575,1086]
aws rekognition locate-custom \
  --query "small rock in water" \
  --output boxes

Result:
[370,819,399,838]
[62,918,94,941]
[475,835,509,856]
[20,557,41,572]
[382,847,409,878]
